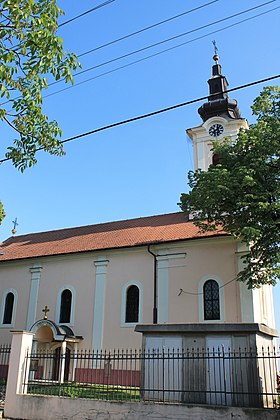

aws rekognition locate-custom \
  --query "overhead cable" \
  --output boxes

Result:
[44,5,280,99]
[1,1,277,107]
[1,74,279,164]
[48,0,277,88]
[78,0,220,58]
[178,276,238,296]
[0,1,116,51]
[58,0,116,28]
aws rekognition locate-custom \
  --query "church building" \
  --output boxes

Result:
[0,55,277,355]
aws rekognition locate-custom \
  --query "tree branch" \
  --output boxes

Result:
[3,115,27,136]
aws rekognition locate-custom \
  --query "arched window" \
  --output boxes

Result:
[125,285,139,323]
[3,292,14,324]
[212,153,221,166]
[203,280,220,320]
[59,289,72,324]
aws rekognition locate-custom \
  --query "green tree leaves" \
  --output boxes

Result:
[0,0,80,225]
[0,0,80,170]
[179,86,280,288]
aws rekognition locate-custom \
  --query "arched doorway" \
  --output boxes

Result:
[53,347,71,381]
[29,318,82,383]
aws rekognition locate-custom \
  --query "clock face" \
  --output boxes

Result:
[209,124,224,137]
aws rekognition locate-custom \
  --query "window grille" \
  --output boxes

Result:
[125,285,139,323]
[203,280,220,320]
[59,289,72,323]
[212,153,221,165]
[3,292,14,324]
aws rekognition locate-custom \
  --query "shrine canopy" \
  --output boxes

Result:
[30,318,82,344]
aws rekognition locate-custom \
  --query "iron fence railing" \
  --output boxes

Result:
[24,346,280,408]
[0,344,11,407]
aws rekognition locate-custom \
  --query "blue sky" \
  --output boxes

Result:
[0,0,279,330]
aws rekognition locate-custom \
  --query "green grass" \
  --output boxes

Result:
[28,382,140,401]
[0,378,7,407]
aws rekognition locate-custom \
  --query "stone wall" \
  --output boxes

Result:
[5,395,280,420]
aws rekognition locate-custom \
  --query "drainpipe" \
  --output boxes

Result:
[147,245,157,324]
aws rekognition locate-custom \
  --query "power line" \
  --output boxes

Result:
[44,5,280,100]
[0,1,116,27]
[51,75,280,145]
[1,74,279,164]
[48,0,277,88]
[75,0,277,73]
[2,1,277,107]
[78,0,220,58]
[0,0,220,106]
[0,1,116,51]
[58,0,116,28]
[178,276,238,296]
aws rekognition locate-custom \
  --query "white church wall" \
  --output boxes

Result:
[102,248,153,350]
[0,235,277,350]
[168,238,239,324]
[37,254,96,348]
[0,261,31,341]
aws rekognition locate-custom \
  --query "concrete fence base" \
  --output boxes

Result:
[3,332,280,420]
[4,395,280,420]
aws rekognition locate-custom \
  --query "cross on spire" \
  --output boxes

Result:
[212,40,219,64]
[42,305,50,320]
[212,40,218,55]
[12,217,18,235]
[198,44,242,121]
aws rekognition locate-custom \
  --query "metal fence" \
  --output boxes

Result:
[25,346,280,408]
[0,344,11,407]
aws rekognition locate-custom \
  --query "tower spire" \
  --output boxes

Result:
[212,40,219,64]
[198,46,242,122]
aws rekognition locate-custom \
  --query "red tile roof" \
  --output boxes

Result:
[0,213,227,262]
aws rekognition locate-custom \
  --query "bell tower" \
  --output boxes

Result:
[187,51,248,171]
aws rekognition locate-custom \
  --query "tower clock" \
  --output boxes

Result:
[186,54,248,172]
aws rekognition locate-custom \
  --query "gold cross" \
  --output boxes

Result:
[42,305,50,320]
[212,40,218,55]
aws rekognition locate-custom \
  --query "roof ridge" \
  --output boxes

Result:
[0,213,228,263]
[1,211,188,242]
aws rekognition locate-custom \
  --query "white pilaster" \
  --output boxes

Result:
[26,264,42,329]
[157,252,186,324]
[157,256,169,323]
[92,258,109,350]
[266,285,276,328]
[236,243,254,322]
[196,141,205,171]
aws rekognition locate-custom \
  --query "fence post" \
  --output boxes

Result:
[162,348,165,402]
[59,341,66,384]
[71,342,78,382]
[4,331,34,417]
[222,345,227,406]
